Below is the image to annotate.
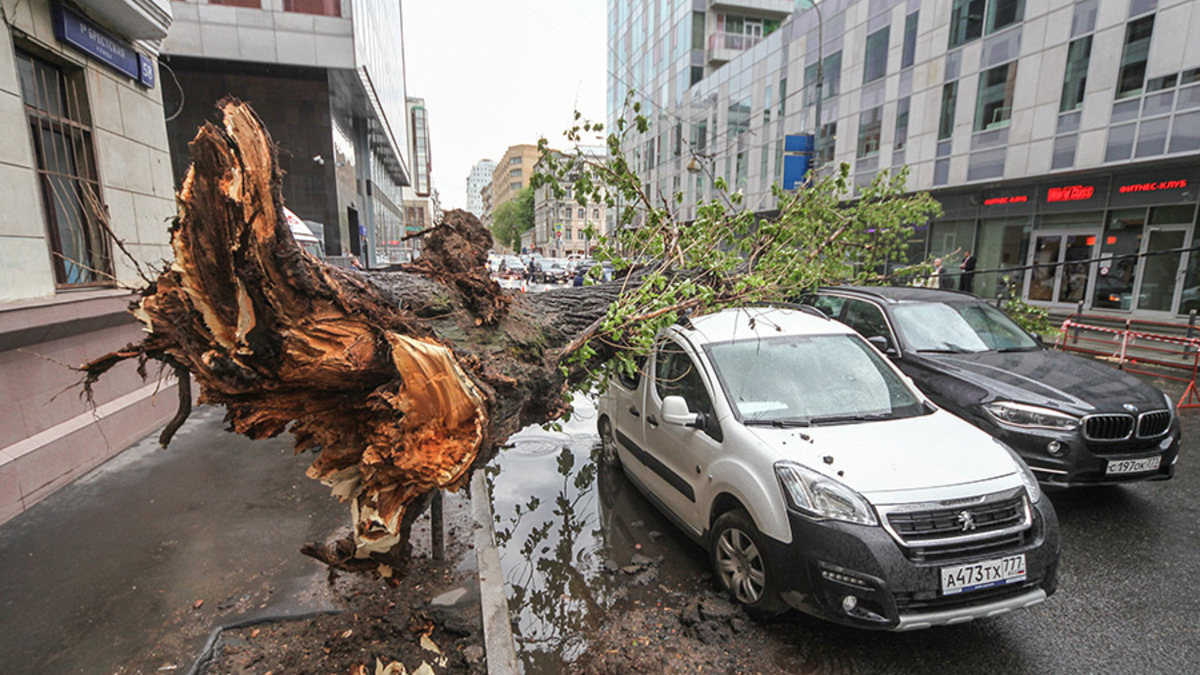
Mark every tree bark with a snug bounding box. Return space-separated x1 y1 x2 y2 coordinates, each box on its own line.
82 101 624 572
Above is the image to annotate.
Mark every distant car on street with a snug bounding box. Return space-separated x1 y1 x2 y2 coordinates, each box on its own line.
800 287 1180 486
497 256 525 280
597 306 1058 629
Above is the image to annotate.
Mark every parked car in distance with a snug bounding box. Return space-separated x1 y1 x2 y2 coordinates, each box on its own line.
535 258 570 284
597 306 1059 629
497 256 526 279
800 287 1180 486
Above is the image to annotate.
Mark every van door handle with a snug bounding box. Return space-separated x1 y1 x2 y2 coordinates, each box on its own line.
647 415 659 427
628 406 640 417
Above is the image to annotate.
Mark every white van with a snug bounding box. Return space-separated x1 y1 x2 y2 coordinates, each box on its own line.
283 207 325 258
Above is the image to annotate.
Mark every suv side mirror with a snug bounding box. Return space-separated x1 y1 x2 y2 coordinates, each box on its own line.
868 335 897 356
1032 333 1046 347
661 395 704 428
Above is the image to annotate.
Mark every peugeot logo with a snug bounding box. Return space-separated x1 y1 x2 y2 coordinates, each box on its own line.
1124 403 1139 413
957 511 977 532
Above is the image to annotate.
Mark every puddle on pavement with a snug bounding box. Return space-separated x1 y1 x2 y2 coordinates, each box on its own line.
488 395 707 673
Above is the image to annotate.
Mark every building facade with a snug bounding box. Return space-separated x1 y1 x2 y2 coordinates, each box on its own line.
531 148 611 258
489 143 540 213
399 95 433 261
162 0 412 267
466 158 496 218
609 0 1200 318
1 0 180 524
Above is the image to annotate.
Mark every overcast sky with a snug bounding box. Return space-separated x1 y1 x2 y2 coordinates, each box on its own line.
403 1 608 210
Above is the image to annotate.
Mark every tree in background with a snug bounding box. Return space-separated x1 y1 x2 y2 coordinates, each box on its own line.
491 186 535 251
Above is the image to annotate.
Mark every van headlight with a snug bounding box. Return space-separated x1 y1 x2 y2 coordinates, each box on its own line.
996 440 1041 503
984 401 1078 431
775 462 878 526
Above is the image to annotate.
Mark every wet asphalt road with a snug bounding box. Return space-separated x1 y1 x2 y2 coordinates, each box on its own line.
492 378 1200 674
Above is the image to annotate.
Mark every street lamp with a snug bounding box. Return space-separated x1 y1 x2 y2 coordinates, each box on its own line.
799 1 825 172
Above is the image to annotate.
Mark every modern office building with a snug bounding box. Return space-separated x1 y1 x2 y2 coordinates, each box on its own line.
466 159 497 218
162 0 412 267
1 0 180 524
609 0 1200 317
531 148 611 258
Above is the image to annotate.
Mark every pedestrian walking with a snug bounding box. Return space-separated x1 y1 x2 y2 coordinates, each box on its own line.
959 251 977 293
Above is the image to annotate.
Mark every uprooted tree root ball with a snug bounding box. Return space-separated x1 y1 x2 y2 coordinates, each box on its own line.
82 99 626 574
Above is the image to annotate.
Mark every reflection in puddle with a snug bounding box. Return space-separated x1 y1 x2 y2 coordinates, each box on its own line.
489 396 705 673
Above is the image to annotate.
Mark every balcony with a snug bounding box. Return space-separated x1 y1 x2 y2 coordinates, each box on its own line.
708 31 764 65
85 0 173 39
708 0 794 19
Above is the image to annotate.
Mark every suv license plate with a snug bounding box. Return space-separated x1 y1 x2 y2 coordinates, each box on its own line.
941 554 1026 595
1106 456 1161 475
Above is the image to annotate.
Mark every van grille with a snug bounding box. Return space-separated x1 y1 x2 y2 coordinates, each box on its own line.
883 489 1031 563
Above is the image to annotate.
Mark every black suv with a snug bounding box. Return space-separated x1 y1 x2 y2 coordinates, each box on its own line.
801 287 1180 486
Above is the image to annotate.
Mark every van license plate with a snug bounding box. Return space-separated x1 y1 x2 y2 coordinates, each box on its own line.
941 554 1026 595
1106 456 1161 475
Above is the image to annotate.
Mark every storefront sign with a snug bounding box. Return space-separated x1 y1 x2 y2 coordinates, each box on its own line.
51 1 154 89
984 195 1029 206
1046 185 1096 203
1117 179 1187 194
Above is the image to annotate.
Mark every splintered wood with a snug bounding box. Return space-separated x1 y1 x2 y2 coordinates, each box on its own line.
84 101 489 566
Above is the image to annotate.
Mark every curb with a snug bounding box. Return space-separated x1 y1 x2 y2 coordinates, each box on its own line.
471 470 520 674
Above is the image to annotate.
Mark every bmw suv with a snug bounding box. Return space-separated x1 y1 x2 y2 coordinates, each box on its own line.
800 287 1180 486
596 306 1059 629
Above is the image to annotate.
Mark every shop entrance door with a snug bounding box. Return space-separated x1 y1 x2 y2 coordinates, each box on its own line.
1132 226 1189 314
1025 231 1098 305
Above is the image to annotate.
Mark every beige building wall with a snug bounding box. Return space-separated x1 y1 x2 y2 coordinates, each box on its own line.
490 143 540 211
1 0 179 525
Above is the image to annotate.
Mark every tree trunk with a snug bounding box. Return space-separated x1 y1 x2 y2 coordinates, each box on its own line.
82 101 625 573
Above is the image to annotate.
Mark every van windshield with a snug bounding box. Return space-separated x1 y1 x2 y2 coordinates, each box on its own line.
706 335 925 425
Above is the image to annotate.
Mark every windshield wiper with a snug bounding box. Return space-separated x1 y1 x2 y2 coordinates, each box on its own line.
916 341 971 353
808 412 896 426
744 418 811 428
994 346 1038 353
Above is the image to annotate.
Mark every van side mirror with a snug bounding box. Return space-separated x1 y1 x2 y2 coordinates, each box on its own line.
868 335 896 356
661 395 704 428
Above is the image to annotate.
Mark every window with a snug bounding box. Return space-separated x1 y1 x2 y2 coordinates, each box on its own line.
949 0 985 48
857 106 883 158
212 0 261 6
804 51 841 104
510 156 522 165
592 208 599 219
654 341 719 440
863 27 889 84
1117 16 1155 99
939 82 959 140
578 208 585 219
894 97 911 150
509 168 521 178
975 62 1017 131
817 122 837 165
764 84 773 123
16 50 109 286
901 12 919 69
779 77 787 117
1060 36 1091 112
728 96 751 137
841 299 892 343
735 150 748 187
986 0 1024 34
510 181 522 190
283 0 340 17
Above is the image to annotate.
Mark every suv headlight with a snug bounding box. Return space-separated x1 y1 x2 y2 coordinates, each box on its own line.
984 401 1078 431
775 462 878 526
996 440 1041 503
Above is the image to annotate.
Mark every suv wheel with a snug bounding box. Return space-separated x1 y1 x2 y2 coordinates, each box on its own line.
597 416 621 468
711 510 787 619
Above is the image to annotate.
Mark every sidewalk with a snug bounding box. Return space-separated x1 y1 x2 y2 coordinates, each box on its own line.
0 405 345 674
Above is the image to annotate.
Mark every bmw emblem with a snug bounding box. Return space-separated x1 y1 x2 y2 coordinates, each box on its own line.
1123 403 1139 413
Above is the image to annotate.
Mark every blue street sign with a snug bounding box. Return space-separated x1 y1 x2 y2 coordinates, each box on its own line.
51 1 154 88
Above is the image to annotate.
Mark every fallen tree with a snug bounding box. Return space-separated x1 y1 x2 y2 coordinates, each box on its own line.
82 100 940 574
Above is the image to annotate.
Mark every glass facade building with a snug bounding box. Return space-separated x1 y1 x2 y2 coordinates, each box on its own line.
608 0 1200 318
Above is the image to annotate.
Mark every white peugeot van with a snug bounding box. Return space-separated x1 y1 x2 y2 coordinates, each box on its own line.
596 306 1059 630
